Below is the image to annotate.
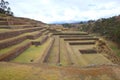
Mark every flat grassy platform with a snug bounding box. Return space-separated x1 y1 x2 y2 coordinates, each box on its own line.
69 40 113 66
11 39 51 63
81 54 113 66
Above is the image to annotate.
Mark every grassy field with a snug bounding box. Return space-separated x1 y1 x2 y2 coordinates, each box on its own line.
11 39 51 63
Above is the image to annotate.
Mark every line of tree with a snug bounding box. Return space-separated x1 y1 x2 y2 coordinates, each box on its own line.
0 0 13 16
80 15 120 44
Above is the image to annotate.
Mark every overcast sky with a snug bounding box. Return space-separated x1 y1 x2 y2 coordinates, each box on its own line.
7 0 120 24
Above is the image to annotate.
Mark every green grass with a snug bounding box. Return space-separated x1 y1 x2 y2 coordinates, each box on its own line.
11 39 51 63
42 30 49 35
0 29 43 43
26 30 42 36
110 45 120 57
0 40 30 55
46 37 59 64
60 38 71 66
82 54 113 65
0 27 42 33
0 33 25 43
31 35 45 42
0 13 7 17
107 40 120 57
0 29 11 32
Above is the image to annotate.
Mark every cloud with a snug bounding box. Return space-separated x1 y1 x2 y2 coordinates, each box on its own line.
7 0 120 23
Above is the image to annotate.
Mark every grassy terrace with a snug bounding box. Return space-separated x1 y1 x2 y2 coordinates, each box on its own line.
0 33 25 44
31 35 47 42
81 54 113 65
0 29 45 43
46 36 59 64
0 40 30 55
11 38 51 63
42 30 49 35
0 30 43 49
0 29 49 62
26 30 42 36
60 38 71 66
0 28 23 33
0 29 11 32
31 36 43 41
0 27 44 33
71 43 113 66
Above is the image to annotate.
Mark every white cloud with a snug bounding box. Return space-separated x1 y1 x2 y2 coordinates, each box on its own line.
7 0 120 23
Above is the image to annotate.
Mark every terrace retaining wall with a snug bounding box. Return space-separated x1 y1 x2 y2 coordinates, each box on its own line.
69 42 95 45
97 40 120 65
0 36 26 49
0 27 43 40
64 38 99 41
40 38 55 63
26 32 42 39
60 35 92 38
0 42 31 61
32 36 48 46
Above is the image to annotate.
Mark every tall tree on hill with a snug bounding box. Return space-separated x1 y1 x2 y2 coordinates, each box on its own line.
0 0 13 16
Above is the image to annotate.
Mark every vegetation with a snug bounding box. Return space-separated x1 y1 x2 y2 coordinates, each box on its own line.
80 15 120 44
11 39 51 63
74 15 120 57
0 40 30 55
0 0 13 16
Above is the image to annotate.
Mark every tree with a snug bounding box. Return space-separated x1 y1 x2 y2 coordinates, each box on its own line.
0 0 13 16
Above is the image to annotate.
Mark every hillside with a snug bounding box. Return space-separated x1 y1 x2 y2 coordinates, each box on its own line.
73 15 120 44
62 15 120 57
0 15 120 80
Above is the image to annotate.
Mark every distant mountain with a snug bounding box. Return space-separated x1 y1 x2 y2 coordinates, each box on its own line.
49 20 88 24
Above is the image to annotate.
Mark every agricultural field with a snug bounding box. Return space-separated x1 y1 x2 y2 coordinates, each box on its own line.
0 16 120 80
